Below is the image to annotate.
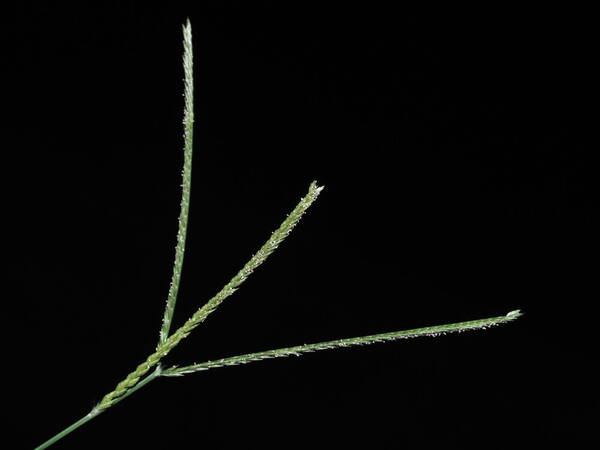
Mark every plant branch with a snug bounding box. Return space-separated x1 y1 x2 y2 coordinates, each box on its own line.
158 18 194 346
161 310 523 376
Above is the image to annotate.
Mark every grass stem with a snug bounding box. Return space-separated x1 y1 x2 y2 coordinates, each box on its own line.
34 368 161 450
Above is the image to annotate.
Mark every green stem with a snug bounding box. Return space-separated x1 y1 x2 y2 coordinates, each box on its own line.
34 413 96 450
34 369 161 450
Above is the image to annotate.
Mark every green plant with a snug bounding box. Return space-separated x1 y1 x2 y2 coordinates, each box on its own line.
34 19 522 450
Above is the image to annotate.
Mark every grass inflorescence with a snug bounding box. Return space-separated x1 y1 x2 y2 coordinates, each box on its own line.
34 19 521 450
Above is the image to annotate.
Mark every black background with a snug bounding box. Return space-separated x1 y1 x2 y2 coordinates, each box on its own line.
5 2 597 449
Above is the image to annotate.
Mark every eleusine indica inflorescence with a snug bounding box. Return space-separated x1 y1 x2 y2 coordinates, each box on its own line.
34 19 521 450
